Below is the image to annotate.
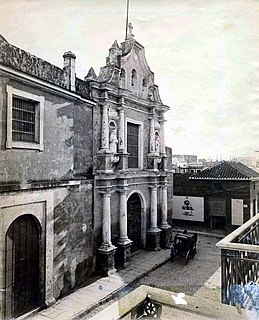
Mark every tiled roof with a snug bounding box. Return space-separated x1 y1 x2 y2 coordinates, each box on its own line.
190 161 259 180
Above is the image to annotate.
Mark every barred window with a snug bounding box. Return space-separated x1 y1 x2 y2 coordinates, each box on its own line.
127 122 139 168
12 98 37 143
6 86 44 150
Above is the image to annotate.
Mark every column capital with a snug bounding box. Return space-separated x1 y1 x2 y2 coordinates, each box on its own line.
99 189 112 197
149 185 158 191
118 188 128 195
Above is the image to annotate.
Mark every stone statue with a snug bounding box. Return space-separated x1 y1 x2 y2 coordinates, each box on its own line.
109 128 118 154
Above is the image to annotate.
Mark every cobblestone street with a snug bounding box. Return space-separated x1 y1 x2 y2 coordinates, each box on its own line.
135 235 222 303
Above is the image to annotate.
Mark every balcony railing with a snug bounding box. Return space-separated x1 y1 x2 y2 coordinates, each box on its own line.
216 214 259 311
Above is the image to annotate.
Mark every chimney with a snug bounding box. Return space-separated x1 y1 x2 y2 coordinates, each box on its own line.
63 51 76 92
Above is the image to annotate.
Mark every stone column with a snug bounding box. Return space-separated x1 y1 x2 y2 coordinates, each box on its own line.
159 185 172 248
118 107 125 152
146 186 161 251
101 105 109 151
150 187 159 229
102 192 112 245
160 186 169 227
149 117 155 154
97 191 116 276
118 190 129 243
116 105 129 171
97 104 114 172
116 190 132 267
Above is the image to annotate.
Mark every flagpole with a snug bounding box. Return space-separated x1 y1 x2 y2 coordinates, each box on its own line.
125 0 130 39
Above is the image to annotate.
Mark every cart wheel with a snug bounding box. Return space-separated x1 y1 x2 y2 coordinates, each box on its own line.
185 250 191 265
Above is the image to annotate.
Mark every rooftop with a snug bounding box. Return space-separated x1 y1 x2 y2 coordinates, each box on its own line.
190 161 259 181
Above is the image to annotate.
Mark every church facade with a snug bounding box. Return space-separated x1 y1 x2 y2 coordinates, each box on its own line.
0 26 172 319
88 26 173 273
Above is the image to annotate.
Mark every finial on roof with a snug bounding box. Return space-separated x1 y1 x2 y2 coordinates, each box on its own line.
111 40 119 49
84 67 97 80
126 22 134 39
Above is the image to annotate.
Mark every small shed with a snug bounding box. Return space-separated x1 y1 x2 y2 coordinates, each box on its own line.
173 161 259 231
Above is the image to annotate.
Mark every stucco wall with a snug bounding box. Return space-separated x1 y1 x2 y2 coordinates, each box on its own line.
53 182 94 298
0 75 93 186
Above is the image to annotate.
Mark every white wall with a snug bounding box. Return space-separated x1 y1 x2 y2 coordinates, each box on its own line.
231 199 244 226
173 196 204 222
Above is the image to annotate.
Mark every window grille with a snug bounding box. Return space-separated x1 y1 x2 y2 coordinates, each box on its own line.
127 122 139 168
12 98 36 143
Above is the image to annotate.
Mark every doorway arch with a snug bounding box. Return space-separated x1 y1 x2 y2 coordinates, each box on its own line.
127 190 146 251
4 214 41 319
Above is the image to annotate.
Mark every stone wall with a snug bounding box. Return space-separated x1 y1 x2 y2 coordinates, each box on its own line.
0 38 69 89
53 182 94 298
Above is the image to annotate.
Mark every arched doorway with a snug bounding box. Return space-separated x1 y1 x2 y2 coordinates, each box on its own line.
4 215 41 319
127 193 142 251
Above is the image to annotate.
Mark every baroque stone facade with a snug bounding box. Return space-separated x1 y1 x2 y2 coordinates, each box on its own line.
88 27 173 273
0 26 172 319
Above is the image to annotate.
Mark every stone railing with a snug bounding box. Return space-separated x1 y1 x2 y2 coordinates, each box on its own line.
216 214 259 310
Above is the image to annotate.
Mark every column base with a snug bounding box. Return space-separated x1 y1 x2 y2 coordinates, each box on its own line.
115 239 132 268
96 151 114 173
97 244 117 276
146 228 161 251
159 225 172 249
147 153 161 171
116 153 129 171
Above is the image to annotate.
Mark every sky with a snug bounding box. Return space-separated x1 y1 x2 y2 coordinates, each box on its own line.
1 0 259 160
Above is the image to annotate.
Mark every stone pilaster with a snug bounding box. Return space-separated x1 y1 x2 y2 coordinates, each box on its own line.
97 104 113 173
100 104 110 151
146 186 161 250
97 191 116 276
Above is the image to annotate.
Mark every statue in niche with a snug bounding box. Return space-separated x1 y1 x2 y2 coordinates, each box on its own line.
109 128 118 154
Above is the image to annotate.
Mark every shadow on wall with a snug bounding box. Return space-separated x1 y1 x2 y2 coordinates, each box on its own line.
53 186 94 299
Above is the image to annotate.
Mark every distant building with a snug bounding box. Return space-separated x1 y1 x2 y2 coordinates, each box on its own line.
173 161 259 231
172 154 204 174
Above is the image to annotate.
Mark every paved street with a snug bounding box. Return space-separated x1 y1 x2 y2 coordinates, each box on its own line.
135 235 221 303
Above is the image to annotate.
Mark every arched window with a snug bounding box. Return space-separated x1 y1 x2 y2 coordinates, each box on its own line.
131 69 137 86
142 77 147 90
120 68 126 88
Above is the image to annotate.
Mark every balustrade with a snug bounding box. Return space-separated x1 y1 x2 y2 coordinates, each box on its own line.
216 215 259 308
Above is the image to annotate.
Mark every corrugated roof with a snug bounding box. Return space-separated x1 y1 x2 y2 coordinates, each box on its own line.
190 161 259 180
